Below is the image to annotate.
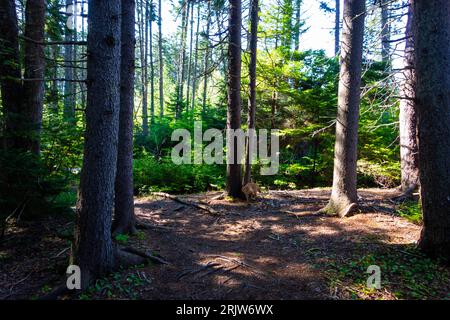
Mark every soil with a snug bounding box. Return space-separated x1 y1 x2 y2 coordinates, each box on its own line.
1 188 449 300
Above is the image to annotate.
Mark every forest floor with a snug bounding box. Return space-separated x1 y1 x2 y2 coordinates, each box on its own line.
1 188 450 300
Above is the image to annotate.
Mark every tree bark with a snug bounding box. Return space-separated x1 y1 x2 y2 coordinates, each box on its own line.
320 0 365 217
149 0 155 124
202 0 211 115
191 3 201 112
186 2 194 112
64 0 76 121
244 0 259 186
158 0 164 117
0 0 23 151
379 0 390 64
176 0 189 118
22 0 46 154
226 0 243 199
138 0 148 136
335 0 340 56
399 0 419 192
414 0 450 260
294 0 302 51
73 0 121 289
114 0 136 235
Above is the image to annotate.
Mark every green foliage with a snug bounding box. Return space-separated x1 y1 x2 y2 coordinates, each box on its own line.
0 150 67 221
115 233 130 245
81 266 152 300
134 155 225 195
324 247 449 299
396 200 422 225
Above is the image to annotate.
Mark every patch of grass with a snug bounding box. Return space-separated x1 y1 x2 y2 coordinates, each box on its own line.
52 190 77 209
396 200 422 225
81 265 152 300
323 246 450 299
134 230 146 241
114 233 129 245
41 284 52 294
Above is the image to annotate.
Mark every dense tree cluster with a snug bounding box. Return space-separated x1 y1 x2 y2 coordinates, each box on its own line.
0 0 449 291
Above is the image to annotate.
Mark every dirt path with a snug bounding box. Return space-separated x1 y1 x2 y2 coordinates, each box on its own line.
3 188 449 300
129 188 422 300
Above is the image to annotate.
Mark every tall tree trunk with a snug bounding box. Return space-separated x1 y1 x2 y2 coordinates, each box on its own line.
176 0 189 118
80 0 87 112
399 1 419 192
64 0 75 121
138 0 148 136
414 0 450 260
22 0 46 154
294 0 302 51
73 0 122 289
114 0 136 235
149 0 155 124
158 0 164 117
226 0 243 199
144 0 150 130
244 0 259 186
0 0 23 150
50 45 59 114
379 0 390 64
334 0 340 56
191 3 200 112
186 2 194 112
201 0 211 116
320 0 365 218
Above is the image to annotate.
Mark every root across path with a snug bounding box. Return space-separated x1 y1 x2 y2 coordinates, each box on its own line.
1 188 449 300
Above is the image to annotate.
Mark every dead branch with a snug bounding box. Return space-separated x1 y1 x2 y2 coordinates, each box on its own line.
177 262 221 281
136 220 173 231
120 246 170 265
150 192 220 216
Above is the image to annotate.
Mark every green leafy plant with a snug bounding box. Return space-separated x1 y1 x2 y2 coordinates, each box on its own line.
115 233 129 245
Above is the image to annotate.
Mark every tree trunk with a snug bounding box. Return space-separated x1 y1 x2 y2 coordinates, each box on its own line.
73 0 121 289
22 0 46 154
114 0 136 235
176 0 189 118
158 0 164 117
320 0 365 217
138 0 148 136
0 0 23 151
414 0 450 260
64 0 75 122
334 0 340 56
226 0 243 199
186 2 194 112
294 0 302 51
191 3 200 112
379 0 390 64
149 0 155 124
399 1 419 192
244 0 259 186
202 0 211 116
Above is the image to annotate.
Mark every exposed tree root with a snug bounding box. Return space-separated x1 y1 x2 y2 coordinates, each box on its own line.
136 220 172 231
177 262 221 280
316 201 358 218
40 245 169 300
151 192 221 216
119 246 170 265
391 184 418 202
